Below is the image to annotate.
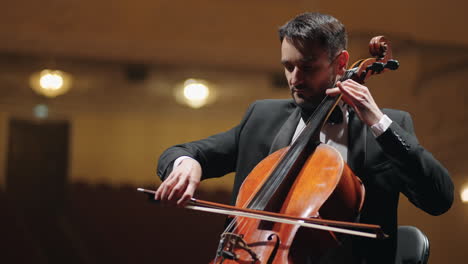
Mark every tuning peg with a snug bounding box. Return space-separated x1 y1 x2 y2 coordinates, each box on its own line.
366 62 385 73
373 62 385 72
385 60 399 70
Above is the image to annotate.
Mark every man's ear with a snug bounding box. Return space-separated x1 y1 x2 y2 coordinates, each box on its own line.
336 50 349 75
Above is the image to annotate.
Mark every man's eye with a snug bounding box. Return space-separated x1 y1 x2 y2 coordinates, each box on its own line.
284 65 294 72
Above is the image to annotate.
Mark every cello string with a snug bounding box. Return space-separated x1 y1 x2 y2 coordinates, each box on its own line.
218 146 295 256
230 96 339 248
250 94 335 210
251 69 355 210
211 65 362 263
203 69 359 258
226 68 368 255
230 87 340 238
284 54 354 153
226 146 292 237
232 73 352 241
251 73 349 210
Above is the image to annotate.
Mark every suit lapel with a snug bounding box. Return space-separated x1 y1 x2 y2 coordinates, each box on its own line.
347 109 367 177
269 106 301 154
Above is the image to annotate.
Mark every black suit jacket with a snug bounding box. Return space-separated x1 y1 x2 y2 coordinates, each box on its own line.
157 99 453 263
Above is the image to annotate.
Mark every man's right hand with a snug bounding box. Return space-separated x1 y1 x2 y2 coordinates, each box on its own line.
154 158 202 206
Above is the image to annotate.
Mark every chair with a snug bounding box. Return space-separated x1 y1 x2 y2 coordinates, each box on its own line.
395 225 430 264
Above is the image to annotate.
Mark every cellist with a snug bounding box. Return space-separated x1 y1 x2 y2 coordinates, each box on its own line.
155 12 454 263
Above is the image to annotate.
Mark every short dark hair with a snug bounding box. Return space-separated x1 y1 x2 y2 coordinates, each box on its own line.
278 12 347 60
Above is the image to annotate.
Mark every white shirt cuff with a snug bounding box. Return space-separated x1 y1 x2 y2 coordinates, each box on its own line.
173 156 194 170
370 114 392 137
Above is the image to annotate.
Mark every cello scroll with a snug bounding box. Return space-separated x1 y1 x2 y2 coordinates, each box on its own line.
348 36 399 84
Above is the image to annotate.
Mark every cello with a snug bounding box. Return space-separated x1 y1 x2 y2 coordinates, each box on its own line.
139 35 399 263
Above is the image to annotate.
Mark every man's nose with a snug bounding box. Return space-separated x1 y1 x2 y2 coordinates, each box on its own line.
290 67 304 87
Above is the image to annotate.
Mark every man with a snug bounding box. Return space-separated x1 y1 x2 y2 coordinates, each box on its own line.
155 12 453 263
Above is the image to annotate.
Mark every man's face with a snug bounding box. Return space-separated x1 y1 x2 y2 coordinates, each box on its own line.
281 38 338 112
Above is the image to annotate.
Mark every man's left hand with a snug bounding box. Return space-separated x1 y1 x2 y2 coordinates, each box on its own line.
326 79 383 126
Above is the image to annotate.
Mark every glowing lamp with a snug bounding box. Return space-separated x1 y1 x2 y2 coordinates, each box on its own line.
30 69 72 98
175 78 217 108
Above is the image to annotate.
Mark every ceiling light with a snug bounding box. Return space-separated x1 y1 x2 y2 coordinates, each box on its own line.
461 185 468 203
30 69 72 98
174 78 217 108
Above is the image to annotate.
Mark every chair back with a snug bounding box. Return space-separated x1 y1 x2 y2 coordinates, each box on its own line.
395 225 430 264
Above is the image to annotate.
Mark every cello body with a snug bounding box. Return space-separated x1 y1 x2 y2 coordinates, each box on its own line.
213 144 365 263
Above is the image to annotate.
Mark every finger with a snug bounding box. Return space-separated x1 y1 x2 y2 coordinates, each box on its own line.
155 180 171 201
336 81 351 95
326 87 341 96
177 180 198 206
339 79 365 95
168 176 189 203
342 81 368 102
159 173 178 201
342 79 359 86
154 185 162 200
336 81 364 106
177 193 192 207
327 81 345 95
340 79 362 90
154 176 173 199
